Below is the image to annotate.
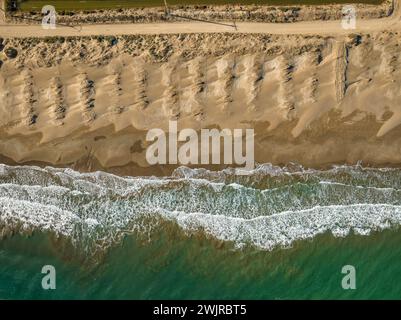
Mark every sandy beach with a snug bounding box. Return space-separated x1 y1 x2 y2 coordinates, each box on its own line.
1 1 401 175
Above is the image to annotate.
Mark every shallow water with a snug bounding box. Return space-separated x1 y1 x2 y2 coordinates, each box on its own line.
0 163 400 299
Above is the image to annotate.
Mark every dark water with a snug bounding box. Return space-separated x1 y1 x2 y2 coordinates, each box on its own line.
0 163 400 299
1 227 400 299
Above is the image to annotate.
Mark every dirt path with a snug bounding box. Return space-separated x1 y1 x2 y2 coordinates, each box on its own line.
0 19 396 38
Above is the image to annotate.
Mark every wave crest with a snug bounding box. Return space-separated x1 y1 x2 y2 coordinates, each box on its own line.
1 163 401 254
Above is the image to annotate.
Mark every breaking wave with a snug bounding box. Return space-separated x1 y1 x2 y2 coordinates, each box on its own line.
1 163 401 255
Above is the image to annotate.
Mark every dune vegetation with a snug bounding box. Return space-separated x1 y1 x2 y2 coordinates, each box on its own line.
17 0 384 12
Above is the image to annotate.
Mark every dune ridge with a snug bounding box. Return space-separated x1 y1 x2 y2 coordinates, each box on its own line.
8 1 393 25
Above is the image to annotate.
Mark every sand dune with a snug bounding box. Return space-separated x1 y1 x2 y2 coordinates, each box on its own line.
1 31 401 174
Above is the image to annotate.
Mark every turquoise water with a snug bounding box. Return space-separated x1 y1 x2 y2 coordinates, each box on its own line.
0 163 401 299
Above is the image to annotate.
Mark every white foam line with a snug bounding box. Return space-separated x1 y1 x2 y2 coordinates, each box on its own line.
0 196 80 237
161 203 401 250
319 180 400 192
0 163 401 254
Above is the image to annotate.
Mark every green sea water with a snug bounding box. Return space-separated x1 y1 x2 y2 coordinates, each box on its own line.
0 163 401 299
1 226 400 299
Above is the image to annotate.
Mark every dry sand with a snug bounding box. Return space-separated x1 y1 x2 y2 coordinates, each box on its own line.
1 2 401 175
